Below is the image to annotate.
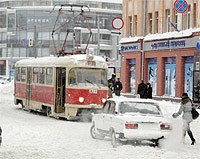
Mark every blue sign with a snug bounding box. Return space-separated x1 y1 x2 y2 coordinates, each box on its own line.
20 39 28 47
196 41 200 50
121 45 139 52
174 0 188 13
151 40 185 49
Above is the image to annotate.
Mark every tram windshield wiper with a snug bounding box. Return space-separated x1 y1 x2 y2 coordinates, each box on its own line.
85 79 100 88
85 79 95 86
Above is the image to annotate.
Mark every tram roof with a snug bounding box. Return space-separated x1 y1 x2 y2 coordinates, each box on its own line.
15 54 107 68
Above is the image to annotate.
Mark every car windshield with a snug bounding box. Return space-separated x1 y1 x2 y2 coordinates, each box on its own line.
119 101 161 115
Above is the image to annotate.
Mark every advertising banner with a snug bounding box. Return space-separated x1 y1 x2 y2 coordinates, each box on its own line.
184 57 194 98
148 62 157 95
165 60 176 96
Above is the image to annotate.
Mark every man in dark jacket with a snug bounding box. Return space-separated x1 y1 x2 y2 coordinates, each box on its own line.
137 80 147 98
114 78 123 96
108 74 116 91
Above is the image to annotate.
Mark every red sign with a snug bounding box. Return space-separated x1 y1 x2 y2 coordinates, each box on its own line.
112 17 124 30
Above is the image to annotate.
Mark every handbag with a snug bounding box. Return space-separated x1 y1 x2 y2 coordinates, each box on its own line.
191 107 199 120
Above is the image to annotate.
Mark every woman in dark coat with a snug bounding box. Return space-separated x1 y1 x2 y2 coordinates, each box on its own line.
146 82 152 99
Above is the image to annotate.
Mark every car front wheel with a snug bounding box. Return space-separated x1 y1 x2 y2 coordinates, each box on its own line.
90 124 97 139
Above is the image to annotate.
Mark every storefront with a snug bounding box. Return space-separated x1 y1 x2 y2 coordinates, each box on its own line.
120 31 200 98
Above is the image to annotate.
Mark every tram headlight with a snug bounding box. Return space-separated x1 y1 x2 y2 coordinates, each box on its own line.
102 98 106 103
79 97 84 103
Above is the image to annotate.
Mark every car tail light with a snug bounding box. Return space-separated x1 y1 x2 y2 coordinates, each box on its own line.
125 123 138 129
160 123 171 130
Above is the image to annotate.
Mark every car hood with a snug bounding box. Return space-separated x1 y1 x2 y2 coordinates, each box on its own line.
116 114 169 123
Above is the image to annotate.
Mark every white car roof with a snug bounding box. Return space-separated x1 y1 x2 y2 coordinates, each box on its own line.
106 96 159 105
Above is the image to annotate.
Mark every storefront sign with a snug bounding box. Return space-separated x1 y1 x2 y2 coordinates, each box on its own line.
151 40 185 49
145 37 198 51
120 44 140 52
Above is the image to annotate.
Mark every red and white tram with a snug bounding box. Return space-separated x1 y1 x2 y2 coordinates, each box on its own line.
14 54 108 120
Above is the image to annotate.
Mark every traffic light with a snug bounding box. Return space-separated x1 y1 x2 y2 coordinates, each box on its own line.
29 38 33 47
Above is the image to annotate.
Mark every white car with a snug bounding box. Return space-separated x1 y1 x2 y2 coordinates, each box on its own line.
90 97 171 147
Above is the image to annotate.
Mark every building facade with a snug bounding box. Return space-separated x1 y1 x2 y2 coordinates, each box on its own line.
121 0 200 100
0 0 122 77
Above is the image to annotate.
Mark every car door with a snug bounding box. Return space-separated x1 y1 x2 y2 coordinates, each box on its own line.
103 101 116 132
95 101 110 131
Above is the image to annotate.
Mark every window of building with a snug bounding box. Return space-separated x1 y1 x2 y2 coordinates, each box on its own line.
148 13 152 34
155 12 158 33
187 5 191 29
0 11 6 28
133 15 137 36
174 12 178 29
193 3 197 27
166 9 170 32
128 16 132 36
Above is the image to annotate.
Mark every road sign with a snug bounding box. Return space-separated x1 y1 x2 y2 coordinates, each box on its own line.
20 39 28 47
174 0 188 13
112 17 124 30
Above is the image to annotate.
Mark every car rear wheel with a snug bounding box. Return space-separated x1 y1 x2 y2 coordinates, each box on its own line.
111 129 118 148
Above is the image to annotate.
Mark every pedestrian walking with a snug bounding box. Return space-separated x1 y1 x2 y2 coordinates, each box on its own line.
146 82 152 99
114 78 123 96
172 93 196 145
137 80 147 98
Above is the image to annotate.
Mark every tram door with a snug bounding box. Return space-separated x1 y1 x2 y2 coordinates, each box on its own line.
55 67 66 113
26 67 31 106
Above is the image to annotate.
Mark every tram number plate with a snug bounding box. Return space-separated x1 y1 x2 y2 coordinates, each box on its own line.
89 89 97 94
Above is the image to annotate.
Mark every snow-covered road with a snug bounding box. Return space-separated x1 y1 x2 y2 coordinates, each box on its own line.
1 82 200 159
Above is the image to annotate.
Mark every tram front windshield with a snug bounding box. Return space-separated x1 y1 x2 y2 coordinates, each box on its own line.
69 68 107 87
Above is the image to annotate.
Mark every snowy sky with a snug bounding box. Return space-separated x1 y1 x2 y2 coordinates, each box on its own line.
1 82 200 159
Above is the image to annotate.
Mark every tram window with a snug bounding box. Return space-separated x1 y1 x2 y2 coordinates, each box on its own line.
39 67 45 84
69 69 76 85
33 67 39 83
21 67 26 82
16 68 21 81
46 67 53 85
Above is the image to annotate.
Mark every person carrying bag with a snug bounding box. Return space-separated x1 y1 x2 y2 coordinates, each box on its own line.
172 93 196 145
